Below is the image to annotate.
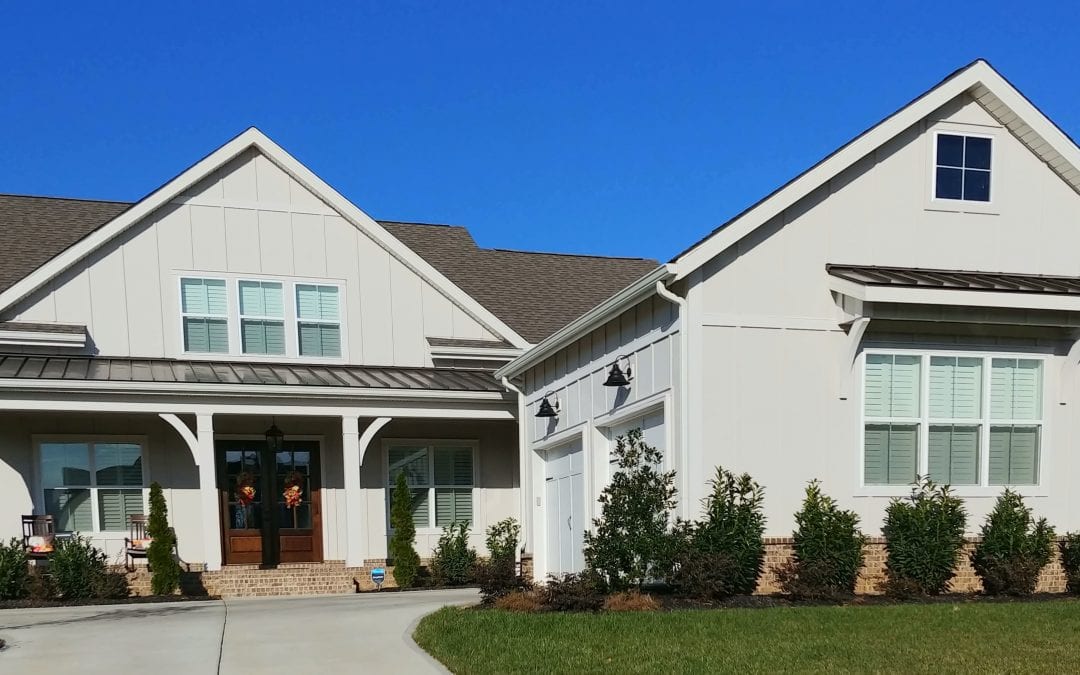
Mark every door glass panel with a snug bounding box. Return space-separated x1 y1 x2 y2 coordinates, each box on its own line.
225 448 262 530
277 446 312 529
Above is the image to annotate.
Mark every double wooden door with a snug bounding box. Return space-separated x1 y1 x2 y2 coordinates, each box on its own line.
217 439 323 566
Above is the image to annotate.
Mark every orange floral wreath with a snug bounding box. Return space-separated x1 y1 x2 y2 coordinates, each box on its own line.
283 470 304 508
236 471 256 506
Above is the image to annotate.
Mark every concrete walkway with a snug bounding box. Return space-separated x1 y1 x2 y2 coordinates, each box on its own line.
0 588 477 674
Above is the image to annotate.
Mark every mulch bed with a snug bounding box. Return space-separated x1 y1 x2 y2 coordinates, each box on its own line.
0 595 218 610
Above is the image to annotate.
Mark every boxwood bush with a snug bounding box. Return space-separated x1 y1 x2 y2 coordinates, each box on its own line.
776 480 866 600
881 478 966 596
971 489 1054 596
50 534 128 600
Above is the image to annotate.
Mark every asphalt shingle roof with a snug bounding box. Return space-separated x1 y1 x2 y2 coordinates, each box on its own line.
0 196 657 343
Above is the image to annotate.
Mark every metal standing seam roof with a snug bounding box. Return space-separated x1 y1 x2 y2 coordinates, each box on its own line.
827 264 1080 295
0 356 505 391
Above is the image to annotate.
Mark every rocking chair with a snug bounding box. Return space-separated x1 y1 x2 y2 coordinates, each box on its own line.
21 514 56 559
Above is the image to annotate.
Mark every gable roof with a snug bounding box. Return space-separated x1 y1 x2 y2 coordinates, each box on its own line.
0 197 655 345
0 129 537 347
672 59 1080 277
381 222 657 343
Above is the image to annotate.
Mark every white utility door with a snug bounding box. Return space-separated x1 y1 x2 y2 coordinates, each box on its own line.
544 439 586 576
608 410 666 477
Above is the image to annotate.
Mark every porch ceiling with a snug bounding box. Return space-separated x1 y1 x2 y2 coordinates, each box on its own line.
0 355 502 392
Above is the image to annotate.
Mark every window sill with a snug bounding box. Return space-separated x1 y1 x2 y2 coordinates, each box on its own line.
924 200 999 216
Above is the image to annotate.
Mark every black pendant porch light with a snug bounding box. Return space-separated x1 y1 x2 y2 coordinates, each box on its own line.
603 355 633 387
265 417 285 453
536 392 560 418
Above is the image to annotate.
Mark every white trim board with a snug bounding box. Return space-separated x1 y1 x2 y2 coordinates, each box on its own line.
0 128 530 350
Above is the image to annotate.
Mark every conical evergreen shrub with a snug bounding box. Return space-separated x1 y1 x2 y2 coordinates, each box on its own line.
389 471 421 588
147 481 182 595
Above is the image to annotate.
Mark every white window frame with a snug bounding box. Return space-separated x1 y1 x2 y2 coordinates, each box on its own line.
928 127 999 213
174 272 348 363
237 279 287 356
32 435 150 533
858 348 1048 498
294 283 343 359
178 276 230 355
383 439 479 534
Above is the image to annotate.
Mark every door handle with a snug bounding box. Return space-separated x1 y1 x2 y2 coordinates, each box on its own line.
567 516 572 530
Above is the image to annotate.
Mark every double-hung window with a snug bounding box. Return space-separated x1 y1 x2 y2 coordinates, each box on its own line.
181 278 229 353
179 276 345 360
296 284 341 358
863 352 1042 488
39 440 145 532
934 133 992 202
387 443 475 529
239 280 285 355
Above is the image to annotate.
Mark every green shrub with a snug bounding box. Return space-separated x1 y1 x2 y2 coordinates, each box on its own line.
475 518 524 604
673 467 765 598
93 571 131 600
388 471 421 588
584 428 677 591
972 490 1054 596
0 538 30 600
1060 533 1080 594
881 478 966 597
49 534 112 599
430 522 477 586
147 482 181 596
776 480 866 600
486 517 520 566
541 571 605 612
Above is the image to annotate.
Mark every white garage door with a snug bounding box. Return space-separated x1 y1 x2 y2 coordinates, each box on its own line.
608 410 665 473
544 439 586 576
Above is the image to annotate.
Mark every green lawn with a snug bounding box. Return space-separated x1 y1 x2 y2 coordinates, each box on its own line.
414 600 1080 673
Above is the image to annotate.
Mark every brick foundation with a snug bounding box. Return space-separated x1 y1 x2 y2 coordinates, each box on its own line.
756 537 1068 595
119 560 402 598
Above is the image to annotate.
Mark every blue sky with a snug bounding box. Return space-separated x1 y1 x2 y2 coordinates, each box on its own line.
2 2 1076 262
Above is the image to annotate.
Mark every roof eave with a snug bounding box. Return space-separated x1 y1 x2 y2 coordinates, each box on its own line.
495 264 676 381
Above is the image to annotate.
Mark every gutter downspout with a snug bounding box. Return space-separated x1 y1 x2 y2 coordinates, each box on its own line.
501 376 531 564
654 280 690 521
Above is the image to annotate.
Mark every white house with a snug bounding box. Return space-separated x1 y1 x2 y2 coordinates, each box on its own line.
5 59 1079 593
495 59 1080 582
0 130 654 590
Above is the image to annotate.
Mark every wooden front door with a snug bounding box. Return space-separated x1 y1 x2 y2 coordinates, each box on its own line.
218 439 323 566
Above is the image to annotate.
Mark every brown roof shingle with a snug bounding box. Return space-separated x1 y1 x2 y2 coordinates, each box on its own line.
0 194 130 294
0 196 657 343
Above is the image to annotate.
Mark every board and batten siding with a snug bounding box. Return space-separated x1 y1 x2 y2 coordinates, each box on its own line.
521 293 680 579
688 92 1080 536
7 148 498 366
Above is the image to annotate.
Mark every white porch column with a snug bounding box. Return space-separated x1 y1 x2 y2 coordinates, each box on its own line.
196 413 221 571
342 414 362 568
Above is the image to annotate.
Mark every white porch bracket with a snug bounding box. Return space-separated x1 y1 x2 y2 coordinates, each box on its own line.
345 415 392 568
157 412 221 571
838 316 870 400
1059 335 1080 404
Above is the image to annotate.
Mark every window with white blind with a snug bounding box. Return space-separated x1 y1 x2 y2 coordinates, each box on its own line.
238 280 285 355
38 439 145 532
296 284 341 358
178 276 345 360
386 442 475 529
181 277 229 353
863 352 1043 488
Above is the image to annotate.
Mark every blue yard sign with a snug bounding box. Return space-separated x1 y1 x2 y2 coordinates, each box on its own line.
371 567 386 589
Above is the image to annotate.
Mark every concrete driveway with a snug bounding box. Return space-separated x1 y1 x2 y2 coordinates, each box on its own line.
0 588 477 674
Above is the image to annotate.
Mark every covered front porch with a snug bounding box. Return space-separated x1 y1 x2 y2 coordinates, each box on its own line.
0 357 520 579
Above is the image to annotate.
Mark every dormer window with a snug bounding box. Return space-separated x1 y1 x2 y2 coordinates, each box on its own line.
934 133 992 202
